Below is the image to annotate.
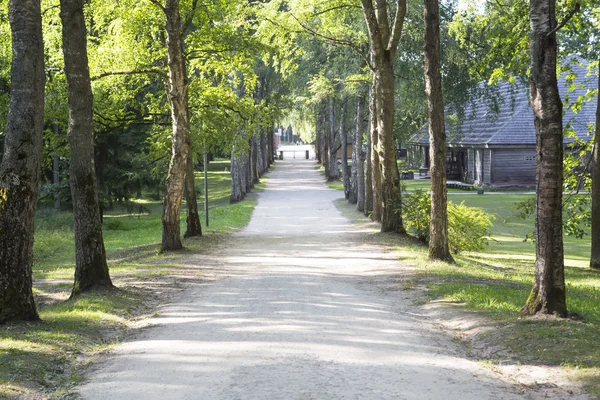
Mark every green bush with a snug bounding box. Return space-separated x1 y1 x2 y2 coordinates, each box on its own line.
447 201 495 253
401 190 495 253
402 190 430 242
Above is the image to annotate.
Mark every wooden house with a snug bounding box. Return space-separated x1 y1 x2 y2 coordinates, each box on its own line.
410 63 597 187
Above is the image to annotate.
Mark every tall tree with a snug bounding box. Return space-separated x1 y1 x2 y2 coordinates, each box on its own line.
360 0 406 232
591 68 600 270
424 0 453 262
522 0 567 317
0 0 45 323
60 0 113 294
151 0 192 251
339 100 350 198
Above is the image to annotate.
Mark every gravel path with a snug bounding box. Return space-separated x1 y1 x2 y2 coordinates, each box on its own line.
77 158 526 399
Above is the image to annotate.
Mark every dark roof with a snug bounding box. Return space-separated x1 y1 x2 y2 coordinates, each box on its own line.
411 62 598 147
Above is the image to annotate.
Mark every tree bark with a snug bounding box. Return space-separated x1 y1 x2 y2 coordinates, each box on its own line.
339 101 350 199
370 79 382 222
360 0 406 232
328 98 340 181
184 150 202 238
355 95 366 212
230 148 244 203
160 0 191 251
60 0 112 294
350 95 363 205
0 0 44 323
365 88 374 217
424 0 453 262
522 0 566 317
591 70 600 270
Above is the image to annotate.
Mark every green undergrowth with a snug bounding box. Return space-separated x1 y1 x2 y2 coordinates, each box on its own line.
1 161 267 398
332 188 600 396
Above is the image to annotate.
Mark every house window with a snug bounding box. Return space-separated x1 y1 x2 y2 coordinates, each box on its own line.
524 154 536 162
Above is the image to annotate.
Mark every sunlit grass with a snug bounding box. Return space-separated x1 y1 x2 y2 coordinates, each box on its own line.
3 161 266 398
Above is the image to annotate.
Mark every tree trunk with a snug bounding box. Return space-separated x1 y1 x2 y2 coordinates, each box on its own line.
0 0 44 323
591 70 600 270
184 150 201 238
230 148 244 203
315 108 322 163
252 137 259 184
328 98 340 181
53 153 61 211
349 96 361 204
376 64 402 232
355 96 366 211
365 89 374 217
161 0 191 252
370 79 382 222
340 101 350 199
522 0 566 317
60 0 112 295
360 0 406 232
424 0 452 262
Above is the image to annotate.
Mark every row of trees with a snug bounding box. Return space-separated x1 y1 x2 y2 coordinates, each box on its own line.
0 0 597 323
0 0 285 323
271 0 598 318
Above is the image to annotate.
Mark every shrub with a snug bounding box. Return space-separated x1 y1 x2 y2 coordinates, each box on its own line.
402 190 430 243
447 201 495 253
401 191 495 254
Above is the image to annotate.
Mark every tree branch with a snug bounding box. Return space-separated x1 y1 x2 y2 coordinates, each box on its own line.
91 69 168 81
360 0 384 55
547 2 580 37
289 13 360 49
387 0 406 52
182 0 199 37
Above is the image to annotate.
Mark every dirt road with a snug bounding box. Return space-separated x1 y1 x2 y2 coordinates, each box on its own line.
77 159 525 399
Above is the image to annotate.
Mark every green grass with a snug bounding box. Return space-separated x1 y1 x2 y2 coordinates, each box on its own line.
2 161 266 398
333 180 600 395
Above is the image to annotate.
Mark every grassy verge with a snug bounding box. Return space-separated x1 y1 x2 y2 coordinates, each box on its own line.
1 161 268 399
331 181 600 396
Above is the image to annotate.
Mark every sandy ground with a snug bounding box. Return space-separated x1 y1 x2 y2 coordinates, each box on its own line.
76 158 528 400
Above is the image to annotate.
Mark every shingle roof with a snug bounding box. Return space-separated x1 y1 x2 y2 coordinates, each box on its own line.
411 61 598 147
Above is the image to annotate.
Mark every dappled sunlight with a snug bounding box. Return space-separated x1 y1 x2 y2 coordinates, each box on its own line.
78 157 525 399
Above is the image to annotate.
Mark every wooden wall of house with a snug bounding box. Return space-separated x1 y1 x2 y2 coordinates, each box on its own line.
467 149 475 183
484 149 492 184
491 149 536 184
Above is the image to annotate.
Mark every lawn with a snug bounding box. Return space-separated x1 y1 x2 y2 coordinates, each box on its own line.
1 161 266 399
332 180 600 395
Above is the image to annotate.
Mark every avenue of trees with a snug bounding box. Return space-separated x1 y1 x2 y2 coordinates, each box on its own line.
0 0 598 322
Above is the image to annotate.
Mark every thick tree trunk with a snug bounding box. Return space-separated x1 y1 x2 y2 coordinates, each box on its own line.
424 0 452 262
355 96 366 211
160 0 191 251
328 98 340 181
591 71 600 270
0 0 44 323
230 149 243 203
376 64 402 232
360 0 406 232
370 79 382 222
60 0 112 294
340 101 350 199
522 0 566 317
184 151 201 238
